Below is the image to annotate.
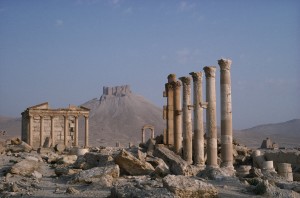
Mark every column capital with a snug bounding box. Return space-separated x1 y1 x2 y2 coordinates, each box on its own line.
167 74 176 83
189 72 203 81
84 115 89 118
203 66 216 78
179 76 191 85
218 59 232 70
171 80 181 89
165 82 173 90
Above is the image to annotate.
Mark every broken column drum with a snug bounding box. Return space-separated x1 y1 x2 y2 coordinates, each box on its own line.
189 72 205 166
218 59 234 168
165 74 176 146
173 80 182 154
179 76 193 164
203 66 218 168
277 163 293 182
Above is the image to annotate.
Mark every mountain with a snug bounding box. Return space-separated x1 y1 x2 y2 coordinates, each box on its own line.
234 119 300 148
80 85 165 146
0 116 21 140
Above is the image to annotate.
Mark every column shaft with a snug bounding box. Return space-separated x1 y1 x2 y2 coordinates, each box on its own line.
204 66 218 168
51 116 55 146
190 72 205 166
85 116 89 148
40 116 44 147
166 74 176 146
29 115 33 146
75 116 79 146
218 59 233 168
142 129 145 143
173 80 182 154
64 116 68 146
179 77 193 164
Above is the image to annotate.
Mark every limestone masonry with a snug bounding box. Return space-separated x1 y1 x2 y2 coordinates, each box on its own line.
21 102 90 148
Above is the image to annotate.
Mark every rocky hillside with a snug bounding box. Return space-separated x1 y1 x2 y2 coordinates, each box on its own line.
80 85 165 147
235 119 300 148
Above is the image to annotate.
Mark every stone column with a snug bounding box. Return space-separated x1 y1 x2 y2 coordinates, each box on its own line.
142 129 145 143
39 116 44 147
74 116 79 147
218 59 234 168
29 115 33 146
64 115 68 146
84 116 89 148
203 66 218 168
190 72 205 166
50 116 55 146
165 74 176 146
179 76 193 164
151 128 155 139
173 80 182 154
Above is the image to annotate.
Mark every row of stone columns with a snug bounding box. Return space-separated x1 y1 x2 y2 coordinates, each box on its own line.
28 115 89 148
163 59 233 169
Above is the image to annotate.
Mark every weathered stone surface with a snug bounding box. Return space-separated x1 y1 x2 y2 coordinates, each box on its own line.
66 186 80 194
57 155 77 164
115 149 154 175
264 149 300 168
54 165 80 176
8 141 32 153
73 165 119 183
111 176 174 198
197 167 235 181
146 157 170 177
163 175 218 198
73 152 114 170
69 147 89 156
37 147 53 155
11 137 22 145
31 170 43 179
0 141 6 154
252 179 298 197
10 159 40 176
153 146 193 175
43 137 52 148
54 143 65 153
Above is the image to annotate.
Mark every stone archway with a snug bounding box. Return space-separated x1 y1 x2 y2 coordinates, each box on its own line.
141 124 155 143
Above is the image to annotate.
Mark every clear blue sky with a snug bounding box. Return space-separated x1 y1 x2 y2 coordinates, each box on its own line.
0 0 299 129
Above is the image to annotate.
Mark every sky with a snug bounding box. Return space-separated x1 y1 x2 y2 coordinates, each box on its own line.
0 0 299 130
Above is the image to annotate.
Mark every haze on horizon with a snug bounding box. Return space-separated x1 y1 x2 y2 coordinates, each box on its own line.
0 0 299 130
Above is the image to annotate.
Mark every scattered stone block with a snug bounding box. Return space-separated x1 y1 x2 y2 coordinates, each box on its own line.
43 137 52 148
73 165 119 183
153 146 193 176
115 149 154 175
57 155 77 164
55 143 65 153
66 186 80 194
163 175 218 197
10 159 40 176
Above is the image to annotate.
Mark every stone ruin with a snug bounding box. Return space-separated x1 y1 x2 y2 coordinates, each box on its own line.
163 59 234 170
21 102 90 148
261 137 279 149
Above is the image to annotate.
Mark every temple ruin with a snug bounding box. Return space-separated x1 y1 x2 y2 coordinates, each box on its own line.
21 102 90 148
163 58 234 169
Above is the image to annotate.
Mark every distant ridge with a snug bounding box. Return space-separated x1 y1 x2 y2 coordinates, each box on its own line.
235 119 300 148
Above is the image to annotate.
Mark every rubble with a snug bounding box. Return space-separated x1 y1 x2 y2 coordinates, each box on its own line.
115 149 155 175
163 175 218 197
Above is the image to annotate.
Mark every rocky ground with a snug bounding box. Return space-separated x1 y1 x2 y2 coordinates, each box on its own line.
0 137 299 198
